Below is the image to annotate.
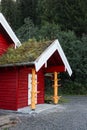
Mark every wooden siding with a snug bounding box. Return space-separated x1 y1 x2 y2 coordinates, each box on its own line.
18 67 45 109
0 34 9 55
0 68 18 110
0 66 45 110
44 66 65 73
17 67 31 108
0 25 14 56
37 69 45 104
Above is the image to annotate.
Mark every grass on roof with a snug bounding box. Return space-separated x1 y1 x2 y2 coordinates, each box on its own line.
0 40 52 65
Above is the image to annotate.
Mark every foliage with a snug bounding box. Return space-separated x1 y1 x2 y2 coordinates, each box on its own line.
17 0 38 25
36 22 60 40
60 81 87 95
59 32 87 85
16 21 60 42
16 17 38 42
1 0 18 30
58 32 87 94
37 0 87 36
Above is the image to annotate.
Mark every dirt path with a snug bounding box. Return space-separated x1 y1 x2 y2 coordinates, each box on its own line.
2 96 87 130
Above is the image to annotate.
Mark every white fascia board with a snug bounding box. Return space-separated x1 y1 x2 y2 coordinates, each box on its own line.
0 13 21 47
35 40 58 72
35 39 72 76
56 39 72 76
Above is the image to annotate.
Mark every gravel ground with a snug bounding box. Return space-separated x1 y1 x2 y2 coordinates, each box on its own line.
7 96 87 130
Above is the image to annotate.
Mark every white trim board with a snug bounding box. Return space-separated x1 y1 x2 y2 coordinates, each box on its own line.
35 39 72 76
0 13 21 47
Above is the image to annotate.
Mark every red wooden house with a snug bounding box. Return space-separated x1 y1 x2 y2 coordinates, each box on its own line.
0 13 72 111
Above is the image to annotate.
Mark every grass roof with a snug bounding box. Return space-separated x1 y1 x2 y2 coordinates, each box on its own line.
0 40 52 65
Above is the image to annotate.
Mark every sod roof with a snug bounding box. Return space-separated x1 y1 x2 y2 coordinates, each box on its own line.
0 40 52 65
0 39 72 76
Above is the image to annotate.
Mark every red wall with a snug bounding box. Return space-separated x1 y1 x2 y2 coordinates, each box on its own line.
0 66 45 110
0 68 18 110
17 67 30 109
37 69 45 104
17 67 45 109
0 25 14 56
0 34 10 55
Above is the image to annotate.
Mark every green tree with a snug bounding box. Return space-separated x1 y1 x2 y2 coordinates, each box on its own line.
57 0 87 36
57 31 87 94
16 17 38 42
58 31 87 84
1 0 17 30
37 0 87 36
18 0 38 25
15 0 23 29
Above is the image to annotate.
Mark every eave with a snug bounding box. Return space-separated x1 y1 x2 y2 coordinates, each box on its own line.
0 61 35 68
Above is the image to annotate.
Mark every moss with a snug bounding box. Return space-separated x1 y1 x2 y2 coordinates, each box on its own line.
0 40 52 65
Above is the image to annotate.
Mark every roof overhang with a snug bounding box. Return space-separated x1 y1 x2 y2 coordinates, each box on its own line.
34 39 72 76
0 62 35 68
0 13 21 47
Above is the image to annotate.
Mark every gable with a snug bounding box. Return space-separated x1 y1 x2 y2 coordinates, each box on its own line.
0 13 21 48
35 40 72 76
46 50 64 66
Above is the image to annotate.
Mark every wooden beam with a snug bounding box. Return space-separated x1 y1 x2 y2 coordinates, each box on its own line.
53 72 59 104
31 68 36 110
44 66 65 73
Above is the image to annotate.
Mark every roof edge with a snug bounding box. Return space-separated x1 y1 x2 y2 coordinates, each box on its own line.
0 13 21 47
0 61 35 68
35 39 72 76
35 40 58 72
56 39 72 76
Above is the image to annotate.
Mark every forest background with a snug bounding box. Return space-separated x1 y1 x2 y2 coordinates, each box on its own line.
0 0 87 95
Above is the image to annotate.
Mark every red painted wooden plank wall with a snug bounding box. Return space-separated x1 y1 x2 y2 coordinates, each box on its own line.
0 34 11 55
0 25 14 56
37 69 45 104
0 68 18 110
17 67 30 108
0 66 45 110
17 67 45 109
0 34 10 55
